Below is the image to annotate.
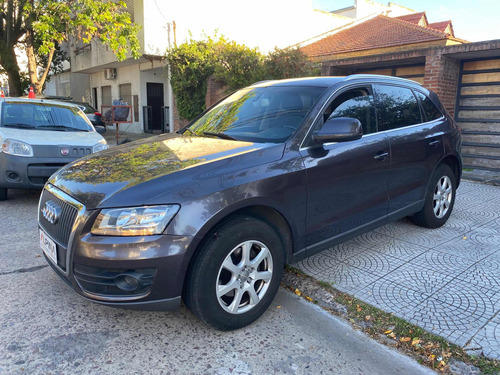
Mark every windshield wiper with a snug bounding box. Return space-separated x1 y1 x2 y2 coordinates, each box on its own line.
38 125 88 132
202 131 238 141
2 123 36 129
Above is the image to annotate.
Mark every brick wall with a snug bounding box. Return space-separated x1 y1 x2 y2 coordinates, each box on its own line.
205 76 229 108
172 93 189 132
423 49 460 117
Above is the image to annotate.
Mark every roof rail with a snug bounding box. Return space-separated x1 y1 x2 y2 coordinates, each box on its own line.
345 74 423 85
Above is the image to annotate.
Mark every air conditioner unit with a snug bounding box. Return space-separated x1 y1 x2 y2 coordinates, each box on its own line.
104 68 117 80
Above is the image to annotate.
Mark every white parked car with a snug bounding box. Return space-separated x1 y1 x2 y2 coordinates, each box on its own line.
0 98 108 200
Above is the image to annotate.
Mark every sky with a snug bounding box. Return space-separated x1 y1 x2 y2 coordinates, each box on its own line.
312 0 500 42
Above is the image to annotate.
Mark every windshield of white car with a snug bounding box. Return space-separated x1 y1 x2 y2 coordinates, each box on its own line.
0 102 94 132
184 85 327 143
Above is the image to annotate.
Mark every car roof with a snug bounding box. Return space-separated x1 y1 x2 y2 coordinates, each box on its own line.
251 74 422 89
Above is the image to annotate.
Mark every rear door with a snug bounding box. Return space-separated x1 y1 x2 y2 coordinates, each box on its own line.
301 85 390 255
373 84 445 216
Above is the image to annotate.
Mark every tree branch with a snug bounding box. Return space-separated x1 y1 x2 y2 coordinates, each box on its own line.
37 47 55 91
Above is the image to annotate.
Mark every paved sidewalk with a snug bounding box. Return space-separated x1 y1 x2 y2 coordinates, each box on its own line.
297 180 500 360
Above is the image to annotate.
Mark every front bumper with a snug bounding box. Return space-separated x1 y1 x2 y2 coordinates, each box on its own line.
0 153 77 189
39 185 194 310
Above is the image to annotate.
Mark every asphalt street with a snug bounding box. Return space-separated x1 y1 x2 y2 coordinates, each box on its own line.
0 188 434 374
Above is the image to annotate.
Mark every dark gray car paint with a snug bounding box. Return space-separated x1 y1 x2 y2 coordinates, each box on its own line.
41 76 462 310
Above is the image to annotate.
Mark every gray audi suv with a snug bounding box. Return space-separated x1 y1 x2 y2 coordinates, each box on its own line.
38 75 461 330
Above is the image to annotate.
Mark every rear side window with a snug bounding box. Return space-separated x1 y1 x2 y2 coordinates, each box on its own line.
414 91 442 122
374 85 422 131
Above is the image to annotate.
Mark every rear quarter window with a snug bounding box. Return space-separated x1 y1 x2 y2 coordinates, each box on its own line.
374 85 422 131
414 91 443 122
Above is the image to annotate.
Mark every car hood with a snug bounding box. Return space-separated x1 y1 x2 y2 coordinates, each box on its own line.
0 127 104 146
49 133 285 209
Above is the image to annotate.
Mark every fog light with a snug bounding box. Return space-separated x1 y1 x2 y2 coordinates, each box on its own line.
6 171 21 182
115 273 141 291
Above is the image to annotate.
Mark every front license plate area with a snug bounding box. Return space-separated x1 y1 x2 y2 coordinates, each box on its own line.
40 229 57 265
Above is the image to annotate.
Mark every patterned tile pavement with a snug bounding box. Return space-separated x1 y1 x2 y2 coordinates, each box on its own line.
297 180 500 360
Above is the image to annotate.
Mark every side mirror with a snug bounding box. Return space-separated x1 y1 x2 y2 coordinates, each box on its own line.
95 125 106 134
312 117 363 143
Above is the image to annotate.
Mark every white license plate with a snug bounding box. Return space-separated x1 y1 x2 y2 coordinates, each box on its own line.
40 229 57 265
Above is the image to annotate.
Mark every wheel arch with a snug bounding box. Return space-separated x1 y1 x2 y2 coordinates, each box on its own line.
181 204 295 293
438 154 462 188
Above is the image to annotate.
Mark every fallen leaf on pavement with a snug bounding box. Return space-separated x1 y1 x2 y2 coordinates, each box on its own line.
276 306 282 309
294 289 301 296
400 337 411 342
384 330 393 334
305 296 313 302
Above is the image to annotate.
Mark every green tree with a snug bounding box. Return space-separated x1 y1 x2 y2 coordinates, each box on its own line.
167 35 217 121
0 0 141 96
264 47 320 79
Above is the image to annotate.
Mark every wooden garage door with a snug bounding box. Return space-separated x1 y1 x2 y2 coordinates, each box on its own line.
355 65 425 84
456 58 500 172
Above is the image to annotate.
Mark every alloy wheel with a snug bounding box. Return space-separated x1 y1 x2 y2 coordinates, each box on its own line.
216 240 273 314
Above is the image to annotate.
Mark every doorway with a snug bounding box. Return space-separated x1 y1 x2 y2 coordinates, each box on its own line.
147 83 164 131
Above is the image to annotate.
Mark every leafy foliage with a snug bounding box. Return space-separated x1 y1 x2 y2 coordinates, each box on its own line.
264 47 321 79
167 35 320 121
0 0 141 95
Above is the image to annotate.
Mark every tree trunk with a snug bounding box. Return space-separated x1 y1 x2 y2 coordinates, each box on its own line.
25 29 39 93
25 29 55 95
0 46 22 96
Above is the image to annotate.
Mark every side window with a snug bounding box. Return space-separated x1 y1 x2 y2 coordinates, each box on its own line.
374 85 422 131
414 91 442 122
324 88 377 135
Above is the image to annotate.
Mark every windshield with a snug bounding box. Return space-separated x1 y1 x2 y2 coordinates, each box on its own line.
0 102 94 132
186 85 327 143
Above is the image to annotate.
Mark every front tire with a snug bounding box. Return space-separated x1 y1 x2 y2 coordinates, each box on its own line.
184 216 284 331
411 164 456 228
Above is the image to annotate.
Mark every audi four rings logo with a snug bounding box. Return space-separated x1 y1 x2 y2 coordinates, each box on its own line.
42 200 61 224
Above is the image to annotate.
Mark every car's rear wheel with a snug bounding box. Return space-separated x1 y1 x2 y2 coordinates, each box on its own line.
411 164 456 228
0 188 7 201
184 216 284 331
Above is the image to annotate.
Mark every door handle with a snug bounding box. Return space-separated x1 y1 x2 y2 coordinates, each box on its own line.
429 140 440 148
374 151 389 161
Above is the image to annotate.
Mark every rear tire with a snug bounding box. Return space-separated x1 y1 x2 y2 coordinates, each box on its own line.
184 216 284 331
411 164 456 228
0 188 7 201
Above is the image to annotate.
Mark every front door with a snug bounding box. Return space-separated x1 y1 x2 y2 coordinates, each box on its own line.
301 86 390 256
147 83 164 131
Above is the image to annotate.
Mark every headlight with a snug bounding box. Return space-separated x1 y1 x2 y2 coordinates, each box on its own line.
91 205 180 236
1 139 33 157
93 140 109 153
